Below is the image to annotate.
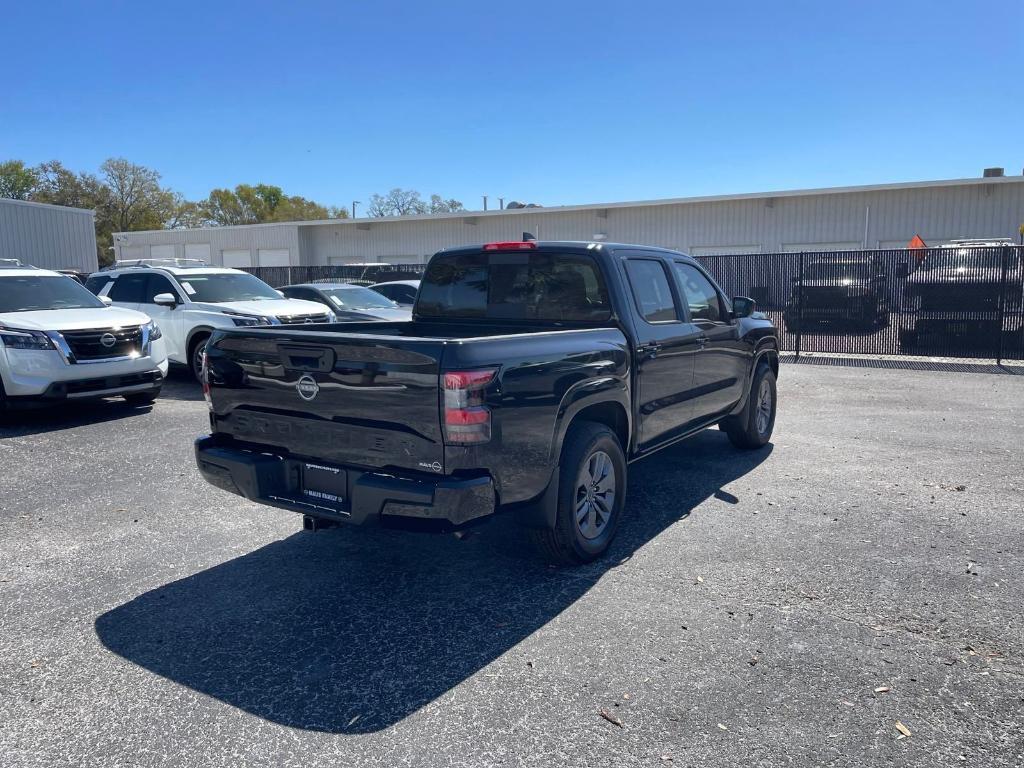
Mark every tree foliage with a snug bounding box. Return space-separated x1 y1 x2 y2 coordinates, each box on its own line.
0 160 39 200
200 183 345 226
1 157 461 266
367 188 465 217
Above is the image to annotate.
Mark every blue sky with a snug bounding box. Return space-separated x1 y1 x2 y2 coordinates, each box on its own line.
3 0 1020 212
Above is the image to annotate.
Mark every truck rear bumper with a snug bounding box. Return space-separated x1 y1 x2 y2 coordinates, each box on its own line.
194 435 496 529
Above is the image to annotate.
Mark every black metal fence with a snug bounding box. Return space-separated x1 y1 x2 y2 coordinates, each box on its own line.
696 246 1024 362
246 246 1024 363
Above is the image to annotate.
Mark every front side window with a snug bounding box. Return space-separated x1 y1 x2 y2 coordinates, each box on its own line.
417 253 610 322
0 275 106 313
176 273 281 303
624 259 678 323
673 263 724 323
143 274 179 304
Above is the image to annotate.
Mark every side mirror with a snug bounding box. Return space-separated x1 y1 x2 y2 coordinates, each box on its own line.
276 290 285 298
732 296 756 318
99 295 113 306
153 292 178 307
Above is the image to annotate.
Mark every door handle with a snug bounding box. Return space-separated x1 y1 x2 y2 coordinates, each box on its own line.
696 336 708 349
639 342 661 359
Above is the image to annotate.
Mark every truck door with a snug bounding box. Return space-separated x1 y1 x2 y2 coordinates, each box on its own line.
671 261 747 422
623 258 702 451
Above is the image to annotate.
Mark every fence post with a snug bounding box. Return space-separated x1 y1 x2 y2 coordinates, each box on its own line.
794 251 804 360
996 246 1009 365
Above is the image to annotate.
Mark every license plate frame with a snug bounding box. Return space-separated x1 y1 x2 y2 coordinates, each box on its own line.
301 462 347 508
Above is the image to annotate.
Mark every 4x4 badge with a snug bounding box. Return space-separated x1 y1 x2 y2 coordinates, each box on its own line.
295 375 319 401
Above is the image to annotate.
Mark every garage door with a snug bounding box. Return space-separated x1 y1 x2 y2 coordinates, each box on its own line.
150 244 175 259
257 249 290 267
222 249 252 268
184 243 211 262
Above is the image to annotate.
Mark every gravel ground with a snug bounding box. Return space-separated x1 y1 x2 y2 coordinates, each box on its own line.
1 364 1022 767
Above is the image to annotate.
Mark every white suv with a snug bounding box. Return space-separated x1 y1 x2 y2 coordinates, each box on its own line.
87 260 335 379
0 261 168 407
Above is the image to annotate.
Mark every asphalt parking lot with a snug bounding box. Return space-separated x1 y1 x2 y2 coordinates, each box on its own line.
1 364 1022 767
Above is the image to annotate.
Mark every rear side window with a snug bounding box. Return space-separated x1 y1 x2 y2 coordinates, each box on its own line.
624 259 678 322
84 275 112 295
108 273 150 303
417 253 611 322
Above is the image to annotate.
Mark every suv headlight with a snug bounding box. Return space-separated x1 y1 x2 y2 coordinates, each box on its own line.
227 314 275 327
0 328 55 350
145 321 163 341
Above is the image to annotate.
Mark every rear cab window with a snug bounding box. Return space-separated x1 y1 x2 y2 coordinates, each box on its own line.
624 259 679 323
417 251 611 322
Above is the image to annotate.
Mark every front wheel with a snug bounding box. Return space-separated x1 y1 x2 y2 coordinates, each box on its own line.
189 335 209 382
529 422 627 565
721 364 776 449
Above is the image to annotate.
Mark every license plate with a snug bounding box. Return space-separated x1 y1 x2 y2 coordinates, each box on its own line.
302 462 347 507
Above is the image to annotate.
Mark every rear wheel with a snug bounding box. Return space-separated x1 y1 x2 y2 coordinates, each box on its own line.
529 422 626 565
721 364 776 449
189 335 209 382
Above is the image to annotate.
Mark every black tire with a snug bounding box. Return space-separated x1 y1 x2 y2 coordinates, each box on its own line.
123 389 160 405
529 421 627 565
899 330 917 353
188 334 209 382
720 363 776 449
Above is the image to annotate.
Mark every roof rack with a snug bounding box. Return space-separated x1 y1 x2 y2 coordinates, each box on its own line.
108 258 210 270
0 259 37 269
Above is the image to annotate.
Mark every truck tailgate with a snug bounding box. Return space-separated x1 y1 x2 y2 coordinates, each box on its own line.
205 329 447 474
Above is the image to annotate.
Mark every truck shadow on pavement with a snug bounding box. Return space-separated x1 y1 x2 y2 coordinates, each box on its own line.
95 429 771 733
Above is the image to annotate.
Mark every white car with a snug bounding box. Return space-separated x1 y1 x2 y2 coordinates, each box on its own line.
0 261 168 407
86 260 335 379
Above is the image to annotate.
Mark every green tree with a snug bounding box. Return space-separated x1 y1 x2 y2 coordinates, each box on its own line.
201 183 344 225
368 188 464 217
367 188 427 217
0 160 40 200
31 160 104 210
428 194 464 214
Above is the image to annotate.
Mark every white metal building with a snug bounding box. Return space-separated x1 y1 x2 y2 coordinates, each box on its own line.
0 198 98 272
114 174 1024 267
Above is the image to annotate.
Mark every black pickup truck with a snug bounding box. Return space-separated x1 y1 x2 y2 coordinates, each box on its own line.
195 241 779 563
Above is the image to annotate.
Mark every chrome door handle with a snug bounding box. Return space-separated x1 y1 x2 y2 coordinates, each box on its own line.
696 337 708 349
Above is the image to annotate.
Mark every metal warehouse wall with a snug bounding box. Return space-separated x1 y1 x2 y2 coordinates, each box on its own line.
302 179 1024 263
0 199 98 272
113 224 301 267
115 177 1024 265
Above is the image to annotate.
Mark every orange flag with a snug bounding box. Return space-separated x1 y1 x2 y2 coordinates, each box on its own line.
908 234 927 262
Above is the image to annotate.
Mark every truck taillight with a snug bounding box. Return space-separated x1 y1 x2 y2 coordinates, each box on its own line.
201 351 212 410
443 368 497 444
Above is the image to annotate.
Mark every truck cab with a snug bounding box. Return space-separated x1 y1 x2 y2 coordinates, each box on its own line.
195 241 779 563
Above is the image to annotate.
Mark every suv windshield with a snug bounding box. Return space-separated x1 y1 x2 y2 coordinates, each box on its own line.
920 250 1018 271
0 275 106 313
417 252 611 321
322 286 396 309
803 262 871 281
176 273 281 302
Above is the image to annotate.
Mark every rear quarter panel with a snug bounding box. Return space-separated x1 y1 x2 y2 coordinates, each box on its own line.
442 328 630 505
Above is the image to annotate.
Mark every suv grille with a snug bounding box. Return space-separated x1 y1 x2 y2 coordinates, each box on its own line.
276 313 331 325
919 284 1000 312
62 326 143 361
